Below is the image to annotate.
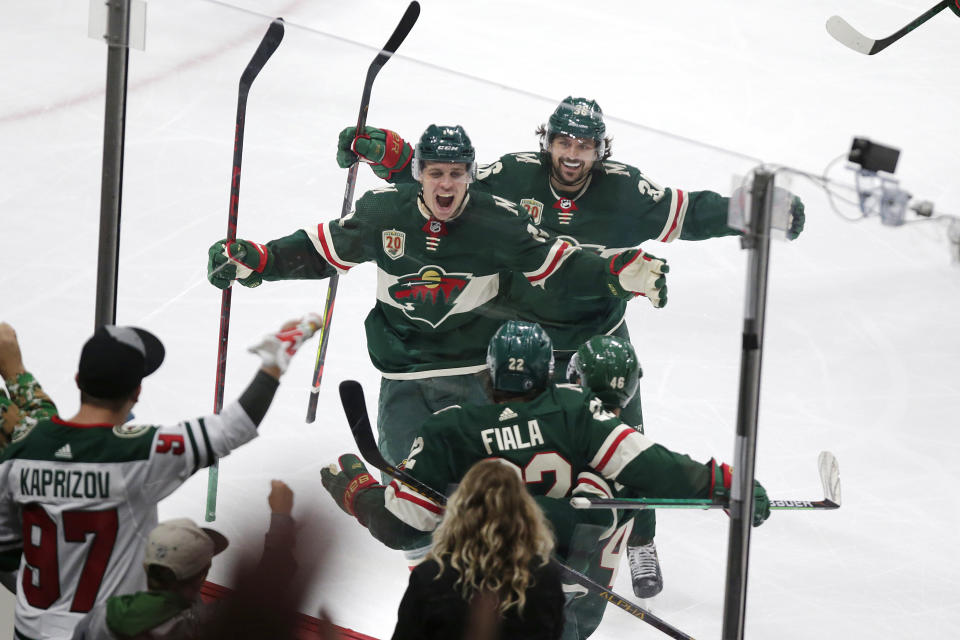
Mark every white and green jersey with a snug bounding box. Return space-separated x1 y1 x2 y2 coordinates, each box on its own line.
0 401 257 640
382 385 711 533
259 182 632 378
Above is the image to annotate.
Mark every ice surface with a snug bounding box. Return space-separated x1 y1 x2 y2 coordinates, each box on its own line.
2 1 959 637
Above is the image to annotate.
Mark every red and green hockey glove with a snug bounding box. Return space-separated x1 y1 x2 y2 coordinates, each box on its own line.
321 454 383 524
247 313 323 374
787 196 805 241
336 126 412 179
207 239 271 290
608 248 669 308
709 459 770 527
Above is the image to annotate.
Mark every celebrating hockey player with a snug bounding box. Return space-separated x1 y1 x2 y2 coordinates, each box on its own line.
0 316 320 639
336 97 805 597
321 321 770 636
207 124 669 480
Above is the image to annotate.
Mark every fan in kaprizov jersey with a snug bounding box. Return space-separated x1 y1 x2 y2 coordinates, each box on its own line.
0 315 320 640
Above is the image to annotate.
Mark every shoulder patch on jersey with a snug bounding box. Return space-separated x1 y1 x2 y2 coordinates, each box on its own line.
511 152 541 165
602 161 631 177
10 419 39 443
432 404 461 415
113 423 154 438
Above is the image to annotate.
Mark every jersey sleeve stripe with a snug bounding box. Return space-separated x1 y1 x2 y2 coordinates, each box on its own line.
573 473 613 499
525 240 574 285
197 417 214 468
384 480 444 532
657 189 688 242
183 422 201 475
305 222 357 274
590 425 655 479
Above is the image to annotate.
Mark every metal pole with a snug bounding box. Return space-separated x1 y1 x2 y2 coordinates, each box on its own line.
94 0 131 328
721 169 774 640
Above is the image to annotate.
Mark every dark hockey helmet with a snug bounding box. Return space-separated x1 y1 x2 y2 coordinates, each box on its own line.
567 335 641 408
487 321 555 393
540 96 607 160
413 124 477 182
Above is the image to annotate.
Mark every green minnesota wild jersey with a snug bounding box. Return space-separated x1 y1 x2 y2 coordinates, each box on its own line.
476 153 737 349
261 182 631 378
0 402 257 640
385 151 736 350
382 384 710 532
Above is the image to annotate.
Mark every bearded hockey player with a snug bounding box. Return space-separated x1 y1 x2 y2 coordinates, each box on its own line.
208 124 669 480
336 97 805 596
321 321 770 637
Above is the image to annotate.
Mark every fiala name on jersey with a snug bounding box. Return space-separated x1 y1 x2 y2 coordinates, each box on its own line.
480 419 544 454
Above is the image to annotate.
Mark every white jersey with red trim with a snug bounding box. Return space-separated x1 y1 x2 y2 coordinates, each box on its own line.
384 384 713 533
0 401 257 640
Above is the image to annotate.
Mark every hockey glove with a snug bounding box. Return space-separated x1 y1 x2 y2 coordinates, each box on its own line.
247 313 323 374
709 459 770 527
321 454 383 523
609 248 669 308
787 196 805 240
336 126 412 179
207 239 272 290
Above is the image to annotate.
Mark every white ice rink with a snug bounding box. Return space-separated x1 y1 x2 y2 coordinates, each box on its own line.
3 0 960 637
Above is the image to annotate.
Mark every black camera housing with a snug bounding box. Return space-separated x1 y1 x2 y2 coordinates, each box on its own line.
848 137 900 174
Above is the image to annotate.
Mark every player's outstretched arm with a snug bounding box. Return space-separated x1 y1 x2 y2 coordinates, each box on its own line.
321 454 431 551
0 323 57 444
337 125 413 181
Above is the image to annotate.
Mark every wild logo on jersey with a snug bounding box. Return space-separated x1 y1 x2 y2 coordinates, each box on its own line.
388 266 471 327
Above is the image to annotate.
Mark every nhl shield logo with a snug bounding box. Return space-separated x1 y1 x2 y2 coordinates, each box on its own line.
382 229 405 260
520 198 544 225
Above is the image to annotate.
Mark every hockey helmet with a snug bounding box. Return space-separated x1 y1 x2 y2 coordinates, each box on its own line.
413 124 477 181
541 96 607 160
567 335 641 408
487 321 555 393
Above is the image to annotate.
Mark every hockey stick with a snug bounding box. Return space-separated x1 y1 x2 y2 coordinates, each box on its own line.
338 380 696 640
305 1 421 423
570 451 841 512
206 18 285 523
826 0 958 55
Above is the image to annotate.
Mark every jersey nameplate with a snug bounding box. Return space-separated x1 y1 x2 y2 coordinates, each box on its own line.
481 419 544 454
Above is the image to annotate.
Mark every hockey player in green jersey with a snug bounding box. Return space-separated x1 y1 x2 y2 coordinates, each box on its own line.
336 97 805 595
321 321 770 637
207 124 669 477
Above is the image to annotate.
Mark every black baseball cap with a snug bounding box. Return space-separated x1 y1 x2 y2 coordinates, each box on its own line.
77 325 165 399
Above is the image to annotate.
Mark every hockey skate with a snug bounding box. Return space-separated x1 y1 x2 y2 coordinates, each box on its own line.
627 541 663 598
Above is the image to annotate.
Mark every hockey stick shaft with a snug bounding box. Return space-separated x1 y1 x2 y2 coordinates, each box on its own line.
206 18 285 522
305 1 421 423
570 497 839 511
338 380 695 640
572 451 840 511
827 0 952 55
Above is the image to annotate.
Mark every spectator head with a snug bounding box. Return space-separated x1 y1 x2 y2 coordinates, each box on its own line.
76 325 164 411
144 518 228 598
430 459 555 615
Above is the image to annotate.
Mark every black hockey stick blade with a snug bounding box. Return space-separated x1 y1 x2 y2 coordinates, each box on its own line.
241 18 285 89
305 3 421 423
338 379 695 639
826 0 951 55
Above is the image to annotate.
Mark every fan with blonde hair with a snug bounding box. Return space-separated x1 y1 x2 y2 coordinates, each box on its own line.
429 459 555 615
